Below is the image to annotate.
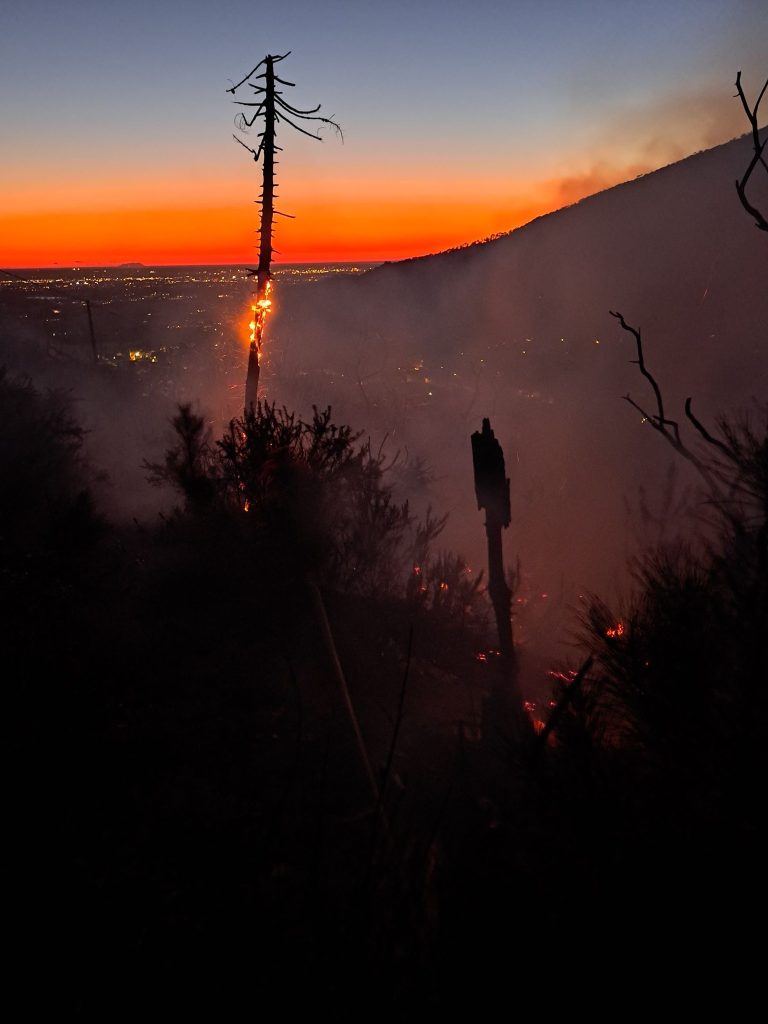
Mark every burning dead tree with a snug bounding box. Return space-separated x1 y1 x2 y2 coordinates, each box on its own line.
228 51 341 410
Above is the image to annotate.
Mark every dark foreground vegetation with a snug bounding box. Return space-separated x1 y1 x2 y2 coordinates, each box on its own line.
3 360 766 1017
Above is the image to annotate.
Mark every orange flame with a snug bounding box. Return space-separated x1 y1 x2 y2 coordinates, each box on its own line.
247 279 273 352
605 622 625 639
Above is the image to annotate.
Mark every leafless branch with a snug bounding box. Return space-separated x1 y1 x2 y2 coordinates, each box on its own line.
227 59 266 94
734 70 768 231
227 51 291 94
232 133 260 160
275 109 339 141
277 98 322 116
235 112 262 130
610 311 668 428
623 394 659 425
684 398 732 457
611 311 717 488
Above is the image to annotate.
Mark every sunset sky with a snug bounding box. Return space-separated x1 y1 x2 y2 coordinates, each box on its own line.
1 0 765 267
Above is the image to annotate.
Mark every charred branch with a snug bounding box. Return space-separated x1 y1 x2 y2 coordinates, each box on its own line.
227 51 290 94
278 99 322 115
233 133 262 160
734 70 768 231
609 311 669 430
684 398 732 458
610 310 717 489
275 110 335 141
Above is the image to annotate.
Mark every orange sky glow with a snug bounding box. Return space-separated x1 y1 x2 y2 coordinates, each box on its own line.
0 175 624 268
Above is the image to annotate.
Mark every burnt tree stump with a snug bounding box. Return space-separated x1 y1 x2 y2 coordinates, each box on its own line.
471 418 529 742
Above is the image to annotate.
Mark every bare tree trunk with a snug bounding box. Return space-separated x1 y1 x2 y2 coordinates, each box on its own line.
485 514 513 660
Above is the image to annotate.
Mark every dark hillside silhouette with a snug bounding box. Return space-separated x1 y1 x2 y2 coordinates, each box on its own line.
284 130 767 391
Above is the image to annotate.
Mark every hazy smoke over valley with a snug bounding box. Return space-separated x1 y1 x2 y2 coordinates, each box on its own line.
266 132 768 662
2 131 766 691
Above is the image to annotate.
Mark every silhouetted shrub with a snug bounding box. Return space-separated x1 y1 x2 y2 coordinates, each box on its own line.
0 368 102 566
147 401 483 610
573 410 768 806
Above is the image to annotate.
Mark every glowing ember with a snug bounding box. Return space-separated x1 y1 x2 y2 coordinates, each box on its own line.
547 669 578 686
605 622 625 638
475 648 501 663
523 700 546 733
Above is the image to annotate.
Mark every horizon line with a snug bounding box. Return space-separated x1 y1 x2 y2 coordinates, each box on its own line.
2 259 389 273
